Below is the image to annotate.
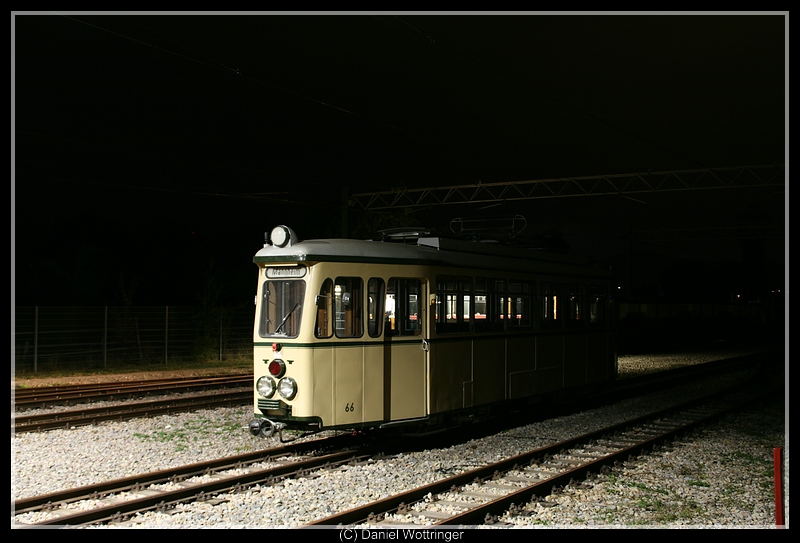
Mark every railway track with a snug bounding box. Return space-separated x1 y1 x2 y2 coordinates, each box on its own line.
12 371 777 528
12 374 254 433
12 390 252 433
307 381 780 527
11 354 764 434
13 375 253 409
12 432 370 527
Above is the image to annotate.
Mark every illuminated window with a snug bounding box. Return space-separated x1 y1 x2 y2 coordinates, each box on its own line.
367 278 385 338
507 281 533 328
386 278 422 336
474 277 505 332
542 281 563 329
566 283 585 327
334 277 363 338
435 276 471 334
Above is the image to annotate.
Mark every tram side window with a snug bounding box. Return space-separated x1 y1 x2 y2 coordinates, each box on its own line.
435 276 472 334
334 277 363 338
588 284 608 326
386 278 422 336
566 283 586 327
474 278 505 332
541 281 563 329
314 278 334 338
507 281 533 329
368 278 385 338
260 280 305 338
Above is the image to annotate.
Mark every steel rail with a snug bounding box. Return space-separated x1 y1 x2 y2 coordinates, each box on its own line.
22 449 367 527
13 375 253 409
12 433 359 518
13 390 252 433
305 381 777 527
13 374 252 397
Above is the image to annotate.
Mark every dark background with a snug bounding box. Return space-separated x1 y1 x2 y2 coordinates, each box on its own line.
12 14 787 307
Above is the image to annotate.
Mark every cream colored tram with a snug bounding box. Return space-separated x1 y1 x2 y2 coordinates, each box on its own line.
249 226 616 438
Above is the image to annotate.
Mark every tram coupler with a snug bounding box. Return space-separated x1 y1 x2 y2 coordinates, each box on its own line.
248 418 285 438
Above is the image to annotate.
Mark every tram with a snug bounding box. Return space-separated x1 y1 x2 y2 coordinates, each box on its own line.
249 225 616 438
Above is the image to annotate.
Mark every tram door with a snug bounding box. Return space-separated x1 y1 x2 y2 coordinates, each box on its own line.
383 278 427 421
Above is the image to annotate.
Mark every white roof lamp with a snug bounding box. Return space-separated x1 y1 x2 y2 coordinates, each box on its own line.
269 225 298 248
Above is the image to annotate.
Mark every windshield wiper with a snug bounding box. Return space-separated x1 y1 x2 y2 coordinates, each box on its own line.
275 303 300 335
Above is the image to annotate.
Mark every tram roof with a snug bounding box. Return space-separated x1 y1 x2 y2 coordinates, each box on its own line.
254 235 610 279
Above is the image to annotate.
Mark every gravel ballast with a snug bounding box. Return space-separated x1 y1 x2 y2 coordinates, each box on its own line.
12 351 788 528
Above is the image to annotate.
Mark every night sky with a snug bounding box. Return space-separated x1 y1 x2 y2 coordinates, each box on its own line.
12 13 787 307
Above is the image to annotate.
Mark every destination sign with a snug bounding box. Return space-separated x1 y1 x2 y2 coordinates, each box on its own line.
266 266 306 279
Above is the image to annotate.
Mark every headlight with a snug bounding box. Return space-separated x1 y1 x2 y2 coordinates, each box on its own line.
256 376 276 398
270 225 296 248
278 377 297 400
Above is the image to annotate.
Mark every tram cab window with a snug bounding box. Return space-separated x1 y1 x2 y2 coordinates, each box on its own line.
474 278 505 332
314 277 364 338
385 278 422 336
315 279 334 338
334 277 363 338
435 276 472 334
259 279 305 338
566 283 586 327
541 281 563 329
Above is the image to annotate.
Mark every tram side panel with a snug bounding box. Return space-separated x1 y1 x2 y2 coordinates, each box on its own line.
363 344 385 424
563 331 589 389
507 334 538 399
471 336 506 408
429 338 472 414
531 333 565 395
330 344 365 427
431 331 573 410
305 340 424 429
309 346 334 427
385 338 427 421
318 343 389 428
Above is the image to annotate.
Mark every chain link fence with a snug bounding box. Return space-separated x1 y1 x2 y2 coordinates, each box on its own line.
13 306 255 374
12 299 782 374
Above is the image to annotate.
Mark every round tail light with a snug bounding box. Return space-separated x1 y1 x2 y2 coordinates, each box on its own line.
268 359 286 378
